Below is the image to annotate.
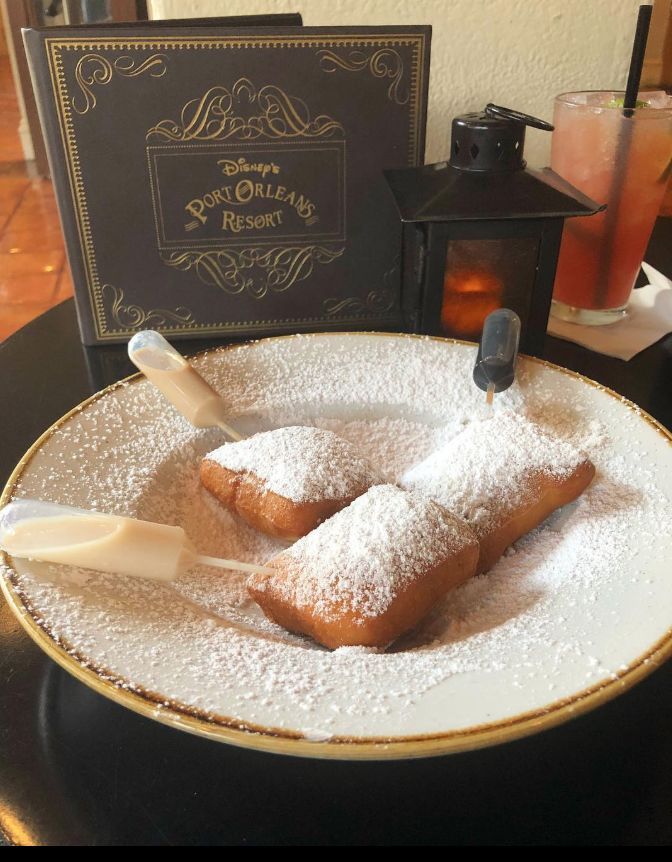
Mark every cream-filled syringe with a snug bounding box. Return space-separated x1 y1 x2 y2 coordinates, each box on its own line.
0 499 272 581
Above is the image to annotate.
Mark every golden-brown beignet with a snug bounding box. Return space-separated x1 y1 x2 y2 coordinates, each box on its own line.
200 426 379 541
248 484 479 649
402 411 595 573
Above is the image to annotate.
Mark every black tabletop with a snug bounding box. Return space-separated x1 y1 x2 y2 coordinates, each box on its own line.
1 220 672 846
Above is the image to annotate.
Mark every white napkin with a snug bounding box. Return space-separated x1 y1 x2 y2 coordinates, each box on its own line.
547 263 672 360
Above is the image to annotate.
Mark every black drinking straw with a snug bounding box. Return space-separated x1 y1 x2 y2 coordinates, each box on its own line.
594 4 652 306
623 5 653 118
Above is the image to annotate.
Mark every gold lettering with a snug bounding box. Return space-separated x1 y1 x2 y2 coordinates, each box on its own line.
217 159 238 177
220 209 285 233
218 157 281 178
185 199 207 225
187 171 319 230
235 180 254 204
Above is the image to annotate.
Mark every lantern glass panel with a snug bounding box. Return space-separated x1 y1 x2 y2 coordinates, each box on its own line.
440 237 540 340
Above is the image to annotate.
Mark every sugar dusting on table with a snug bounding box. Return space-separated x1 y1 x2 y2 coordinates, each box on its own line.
3 335 671 738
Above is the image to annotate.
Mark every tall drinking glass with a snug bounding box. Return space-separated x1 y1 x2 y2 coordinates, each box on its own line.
550 91 672 325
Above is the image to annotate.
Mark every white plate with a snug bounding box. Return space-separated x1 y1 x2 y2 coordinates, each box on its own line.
2 333 672 759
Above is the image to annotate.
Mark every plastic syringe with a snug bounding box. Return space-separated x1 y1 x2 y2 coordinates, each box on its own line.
128 330 243 441
0 499 272 582
473 309 521 404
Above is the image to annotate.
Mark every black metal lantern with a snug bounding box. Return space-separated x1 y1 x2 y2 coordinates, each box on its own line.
384 104 604 356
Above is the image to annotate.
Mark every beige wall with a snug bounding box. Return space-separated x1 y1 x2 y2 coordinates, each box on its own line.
149 0 649 166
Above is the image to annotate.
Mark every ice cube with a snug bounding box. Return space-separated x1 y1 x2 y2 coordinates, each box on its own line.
641 90 672 109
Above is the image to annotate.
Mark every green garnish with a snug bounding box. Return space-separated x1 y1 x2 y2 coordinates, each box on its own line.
606 98 649 109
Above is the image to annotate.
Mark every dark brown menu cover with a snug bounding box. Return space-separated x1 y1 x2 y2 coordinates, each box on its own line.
24 24 431 344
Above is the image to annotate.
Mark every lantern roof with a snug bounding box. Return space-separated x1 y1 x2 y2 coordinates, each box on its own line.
384 161 604 223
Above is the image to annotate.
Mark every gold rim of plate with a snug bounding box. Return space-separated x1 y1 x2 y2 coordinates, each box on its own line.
1 331 671 760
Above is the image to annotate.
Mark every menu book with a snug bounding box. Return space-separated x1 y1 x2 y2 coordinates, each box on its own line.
24 23 431 344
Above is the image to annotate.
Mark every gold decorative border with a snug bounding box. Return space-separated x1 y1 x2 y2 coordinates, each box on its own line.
162 245 344 299
323 290 394 317
72 53 167 114
317 48 408 105
45 35 426 340
104 283 194 328
324 254 399 316
1 332 672 760
146 76 344 142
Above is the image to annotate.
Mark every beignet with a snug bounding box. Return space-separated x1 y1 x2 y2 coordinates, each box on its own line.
248 484 479 649
200 426 379 540
402 411 595 573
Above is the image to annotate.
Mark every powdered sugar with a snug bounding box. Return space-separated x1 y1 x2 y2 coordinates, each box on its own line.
314 416 462 482
204 425 379 503
258 485 476 619
2 334 671 740
402 411 588 533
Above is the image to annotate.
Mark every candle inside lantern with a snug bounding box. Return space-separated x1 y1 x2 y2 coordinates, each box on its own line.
441 267 504 338
439 237 538 340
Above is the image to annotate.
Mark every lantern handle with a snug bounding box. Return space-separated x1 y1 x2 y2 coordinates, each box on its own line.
485 103 554 132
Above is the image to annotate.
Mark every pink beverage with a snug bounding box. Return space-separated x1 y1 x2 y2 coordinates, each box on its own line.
551 91 672 325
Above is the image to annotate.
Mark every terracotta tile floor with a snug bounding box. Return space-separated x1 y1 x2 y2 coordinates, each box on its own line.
0 56 72 342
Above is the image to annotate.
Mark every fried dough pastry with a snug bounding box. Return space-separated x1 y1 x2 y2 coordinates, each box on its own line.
402 411 595 573
200 426 379 541
248 485 479 649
